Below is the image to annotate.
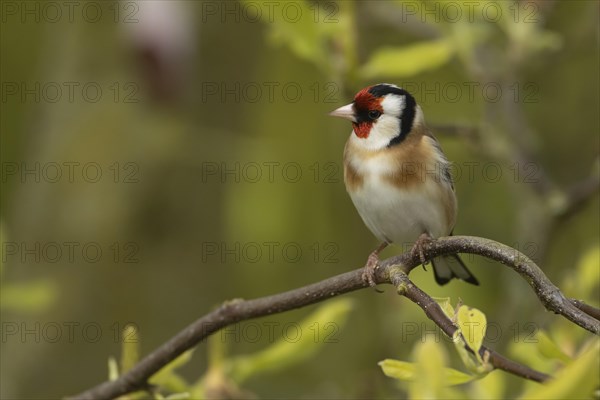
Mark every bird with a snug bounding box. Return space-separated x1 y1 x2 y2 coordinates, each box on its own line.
329 83 478 287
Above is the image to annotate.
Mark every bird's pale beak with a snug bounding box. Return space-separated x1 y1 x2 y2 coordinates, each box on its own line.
329 103 356 122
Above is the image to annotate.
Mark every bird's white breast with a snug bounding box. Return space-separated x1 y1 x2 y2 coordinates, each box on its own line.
346 148 455 248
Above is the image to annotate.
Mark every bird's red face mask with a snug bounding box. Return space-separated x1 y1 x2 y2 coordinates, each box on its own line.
329 85 384 139
352 87 383 139
351 121 372 138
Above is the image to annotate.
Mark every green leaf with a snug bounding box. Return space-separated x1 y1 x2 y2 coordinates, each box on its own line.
108 356 119 381
456 305 486 355
0 224 56 314
152 374 190 395
206 331 227 369
361 40 454 78
379 359 415 381
412 338 447 398
0 281 56 312
149 349 195 392
434 296 456 320
535 331 572 364
228 298 353 383
509 338 552 375
120 324 140 373
443 367 477 386
470 371 505 399
519 339 600 400
408 337 473 398
497 2 563 54
164 394 191 400
565 245 600 298
379 359 474 386
454 305 492 375
240 0 346 75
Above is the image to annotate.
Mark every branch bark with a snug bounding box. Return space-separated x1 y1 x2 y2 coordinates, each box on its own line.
571 299 600 321
393 272 551 383
71 236 599 400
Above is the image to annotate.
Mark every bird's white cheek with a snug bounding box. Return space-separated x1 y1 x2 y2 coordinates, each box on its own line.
374 116 400 138
350 117 399 152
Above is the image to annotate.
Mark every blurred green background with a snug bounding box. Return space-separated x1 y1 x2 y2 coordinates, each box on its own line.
1 1 598 399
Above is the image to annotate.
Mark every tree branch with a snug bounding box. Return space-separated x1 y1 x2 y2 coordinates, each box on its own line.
71 236 599 400
393 272 551 383
570 299 600 321
385 236 600 333
433 120 599 265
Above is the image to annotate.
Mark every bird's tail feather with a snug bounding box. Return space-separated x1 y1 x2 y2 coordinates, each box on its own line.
431 254 479 286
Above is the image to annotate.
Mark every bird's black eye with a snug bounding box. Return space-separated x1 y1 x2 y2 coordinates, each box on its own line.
368 110 381 120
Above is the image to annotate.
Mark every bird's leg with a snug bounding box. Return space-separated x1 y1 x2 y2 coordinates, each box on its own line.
362 242 388 289
411 233 433 270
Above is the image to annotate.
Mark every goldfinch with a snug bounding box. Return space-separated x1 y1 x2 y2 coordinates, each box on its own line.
330 83 478 287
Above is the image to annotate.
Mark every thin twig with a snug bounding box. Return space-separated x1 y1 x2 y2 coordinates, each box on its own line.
393 272 550 383
71 236 598 400
385 236 599 334
555 175 600 221
71 270 368 400
570 299 600 321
